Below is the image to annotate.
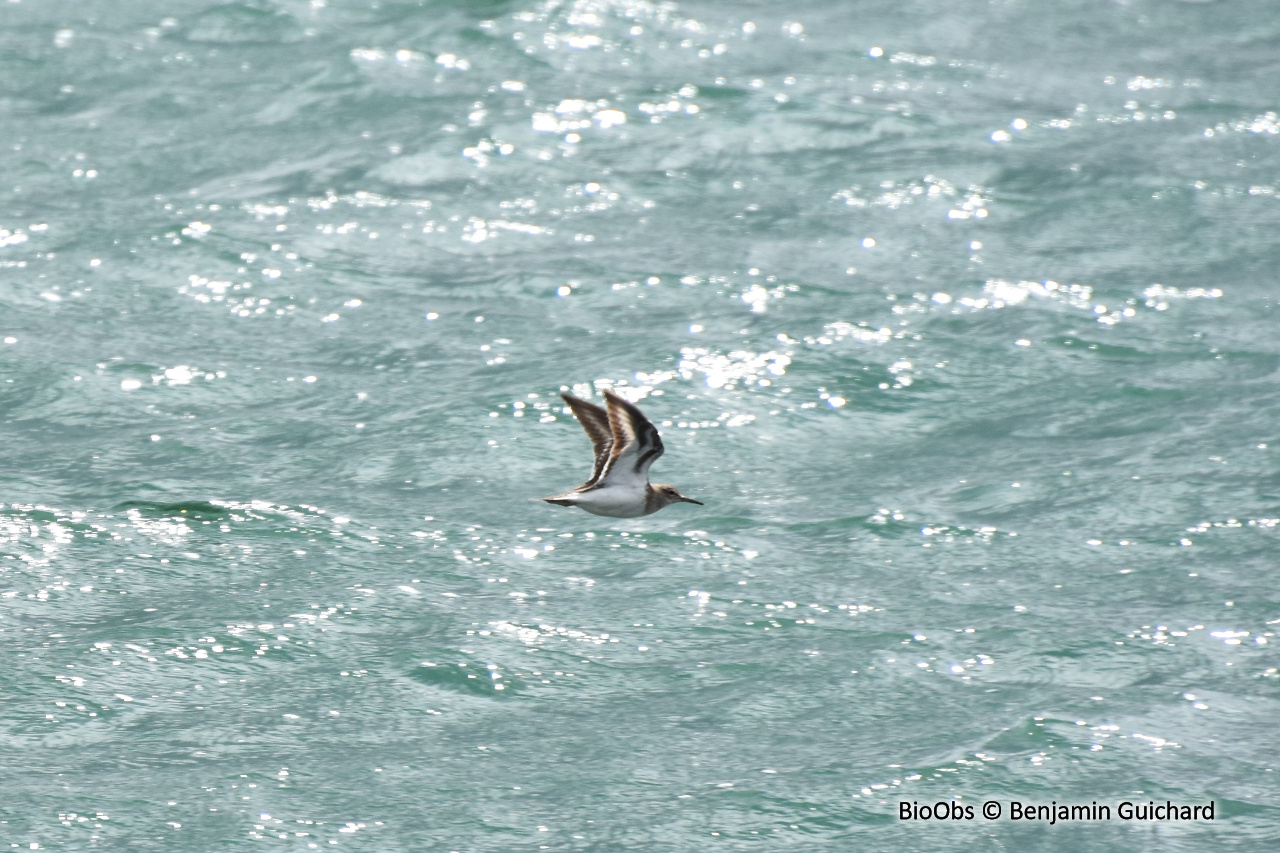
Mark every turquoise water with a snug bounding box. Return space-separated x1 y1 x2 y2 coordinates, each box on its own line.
3 0 1279 849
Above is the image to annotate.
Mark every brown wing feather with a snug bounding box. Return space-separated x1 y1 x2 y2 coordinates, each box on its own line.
560 393 614 488
598 389 665 485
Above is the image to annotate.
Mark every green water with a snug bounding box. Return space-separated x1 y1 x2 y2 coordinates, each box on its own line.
2 1 1278 849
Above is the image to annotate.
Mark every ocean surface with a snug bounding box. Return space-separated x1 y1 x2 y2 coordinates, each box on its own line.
2 0 1279 849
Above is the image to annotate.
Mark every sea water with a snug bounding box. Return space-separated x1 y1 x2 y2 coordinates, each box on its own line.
2 1 1278 850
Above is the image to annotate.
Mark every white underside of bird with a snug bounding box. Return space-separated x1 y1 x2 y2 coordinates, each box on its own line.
544 482 657 518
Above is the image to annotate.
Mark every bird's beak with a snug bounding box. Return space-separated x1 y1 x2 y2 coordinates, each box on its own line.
680 496 704 505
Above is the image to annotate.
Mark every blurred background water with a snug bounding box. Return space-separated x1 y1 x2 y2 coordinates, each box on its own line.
2 0 1279 849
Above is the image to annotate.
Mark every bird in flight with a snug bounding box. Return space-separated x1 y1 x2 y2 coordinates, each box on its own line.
538 389 703 517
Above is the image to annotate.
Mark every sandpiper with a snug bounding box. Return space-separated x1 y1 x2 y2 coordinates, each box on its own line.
539 389 703 517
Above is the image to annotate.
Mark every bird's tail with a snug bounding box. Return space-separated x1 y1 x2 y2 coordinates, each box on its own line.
535 495 577 507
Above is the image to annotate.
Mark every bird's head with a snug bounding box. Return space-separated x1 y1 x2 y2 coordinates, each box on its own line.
653 484 703 507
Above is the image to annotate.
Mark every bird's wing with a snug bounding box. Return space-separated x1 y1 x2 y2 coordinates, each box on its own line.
596 388 665 488
560 392 614 489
